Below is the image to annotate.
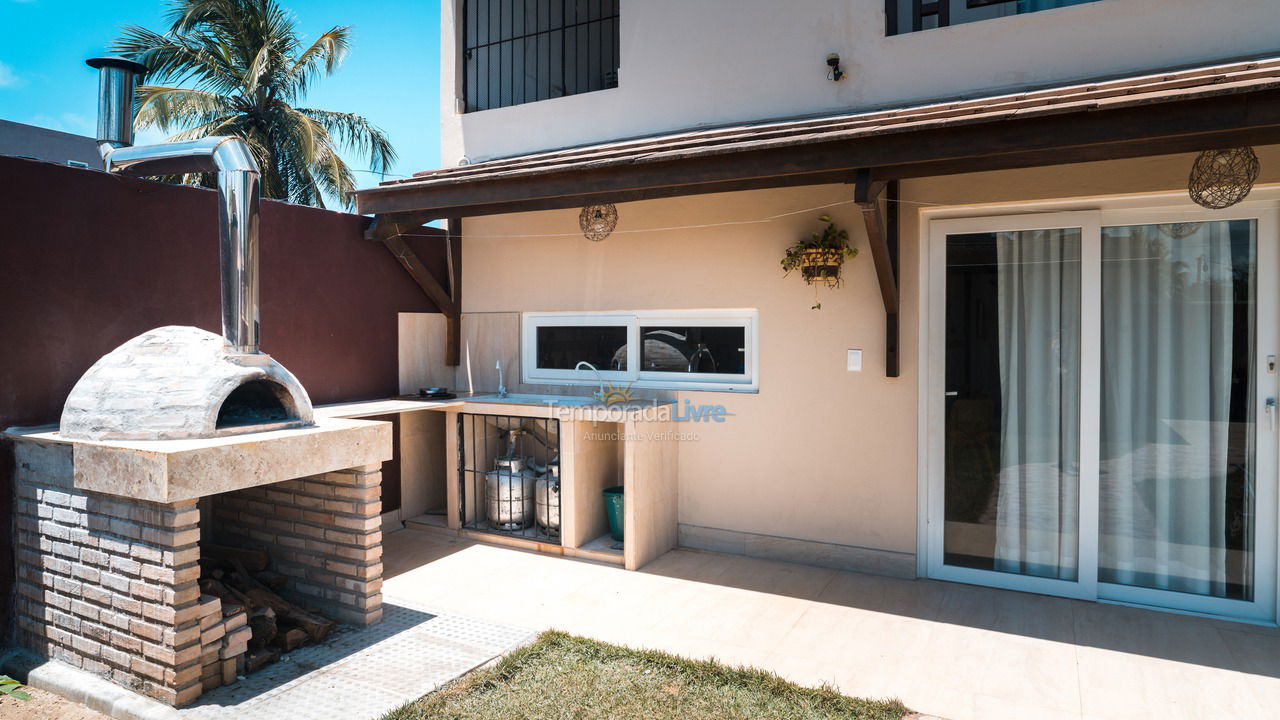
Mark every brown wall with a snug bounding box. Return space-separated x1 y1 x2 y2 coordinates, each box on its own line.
0 155 445 634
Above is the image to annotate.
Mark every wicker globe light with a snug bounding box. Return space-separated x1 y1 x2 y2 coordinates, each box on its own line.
579 203 618 242
1188 147 1260 210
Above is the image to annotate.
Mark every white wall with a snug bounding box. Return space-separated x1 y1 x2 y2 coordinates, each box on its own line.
439 0 1280 164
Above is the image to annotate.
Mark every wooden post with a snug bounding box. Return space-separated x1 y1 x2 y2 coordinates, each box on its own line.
445 218 463 367
886 180 900 378
854 169 900 378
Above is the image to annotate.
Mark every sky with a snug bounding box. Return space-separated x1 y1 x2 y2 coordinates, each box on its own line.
0 0 442 185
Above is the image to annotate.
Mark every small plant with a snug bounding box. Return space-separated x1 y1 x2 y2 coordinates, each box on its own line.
781 214 857 309
0 675 31 701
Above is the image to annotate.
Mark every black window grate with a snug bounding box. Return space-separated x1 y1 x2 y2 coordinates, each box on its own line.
463 0 620 112
885 0 1102 36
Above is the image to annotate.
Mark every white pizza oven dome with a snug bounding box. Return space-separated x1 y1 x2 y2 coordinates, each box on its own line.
60 325 314 441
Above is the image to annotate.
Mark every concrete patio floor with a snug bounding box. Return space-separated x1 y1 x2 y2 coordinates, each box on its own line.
382 527 1280 720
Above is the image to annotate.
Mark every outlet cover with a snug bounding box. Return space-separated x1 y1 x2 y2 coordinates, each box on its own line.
847 349 862 372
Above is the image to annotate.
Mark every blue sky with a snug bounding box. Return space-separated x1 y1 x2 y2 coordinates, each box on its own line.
0 0 442 183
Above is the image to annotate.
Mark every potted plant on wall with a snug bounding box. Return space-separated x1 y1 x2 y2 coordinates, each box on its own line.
781 214 857 309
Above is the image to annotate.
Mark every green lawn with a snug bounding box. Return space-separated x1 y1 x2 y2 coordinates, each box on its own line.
382 631 909 720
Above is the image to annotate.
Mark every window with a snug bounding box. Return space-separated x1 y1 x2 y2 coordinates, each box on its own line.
462 0 620 112
522 310 758 392
886 0 1101 36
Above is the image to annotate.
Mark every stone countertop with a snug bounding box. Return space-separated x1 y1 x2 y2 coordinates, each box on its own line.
5 417 393 503
316 394 676 423
313 397 468 418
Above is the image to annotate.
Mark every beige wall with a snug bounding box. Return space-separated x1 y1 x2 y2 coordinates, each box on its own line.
460 185 920 555
441 0 1280 163
448 146 1280 561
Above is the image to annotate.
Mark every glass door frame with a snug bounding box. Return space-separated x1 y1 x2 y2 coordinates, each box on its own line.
923 202 1279 622
925 211 1102 602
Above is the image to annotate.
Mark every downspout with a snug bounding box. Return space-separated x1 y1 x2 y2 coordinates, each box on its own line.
87 57 263 355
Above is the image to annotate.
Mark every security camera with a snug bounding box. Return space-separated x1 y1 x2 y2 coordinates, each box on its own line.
826 54 845 82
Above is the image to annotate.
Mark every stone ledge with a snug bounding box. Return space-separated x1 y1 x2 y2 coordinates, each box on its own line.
4 418 392 503
1 650 181 720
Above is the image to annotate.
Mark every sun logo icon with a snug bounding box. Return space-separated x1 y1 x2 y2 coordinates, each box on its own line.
595 382 638 406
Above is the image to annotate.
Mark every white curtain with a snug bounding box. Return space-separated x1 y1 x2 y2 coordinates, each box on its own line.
994 229 1081 580
1099 222 1248 597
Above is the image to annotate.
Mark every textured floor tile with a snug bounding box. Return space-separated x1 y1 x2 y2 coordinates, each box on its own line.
180 599 534 720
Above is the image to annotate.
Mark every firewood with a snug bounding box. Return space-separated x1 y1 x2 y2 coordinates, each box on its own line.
248 608 277 649
242 588 333 642
201 578 255 611
230 560 334 642
204 544 270 573
254 570 288 591
244 647 279 674
270 627 309 653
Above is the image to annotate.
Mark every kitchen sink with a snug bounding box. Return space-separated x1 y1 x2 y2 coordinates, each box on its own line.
465 394 600 407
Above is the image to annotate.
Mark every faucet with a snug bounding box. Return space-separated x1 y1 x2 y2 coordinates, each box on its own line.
688 344 718 373
496 360 507 398
574 361 608 401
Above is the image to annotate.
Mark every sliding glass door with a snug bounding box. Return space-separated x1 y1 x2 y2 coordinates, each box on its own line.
928 209 1277 620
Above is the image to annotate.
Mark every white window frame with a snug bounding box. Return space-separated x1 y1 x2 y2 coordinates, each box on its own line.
918 191 1280 624
521 309 759 392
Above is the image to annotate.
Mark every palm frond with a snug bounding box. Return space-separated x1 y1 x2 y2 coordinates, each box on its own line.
111 25 242 95
134 86 234 132
297 108 396 174
110 0 394 210
286 26 350 99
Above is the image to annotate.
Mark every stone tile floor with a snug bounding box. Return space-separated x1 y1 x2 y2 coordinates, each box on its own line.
179 598 533 720
382 527 1280 720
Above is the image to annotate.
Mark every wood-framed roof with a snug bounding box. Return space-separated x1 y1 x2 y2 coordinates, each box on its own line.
357 55 1280 377
355 55 1280 222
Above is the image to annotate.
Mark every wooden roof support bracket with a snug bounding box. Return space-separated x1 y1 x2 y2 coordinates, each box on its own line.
368 215 463 366
854 169 900 378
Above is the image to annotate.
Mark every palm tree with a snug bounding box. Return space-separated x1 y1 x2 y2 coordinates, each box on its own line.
112 0 396 209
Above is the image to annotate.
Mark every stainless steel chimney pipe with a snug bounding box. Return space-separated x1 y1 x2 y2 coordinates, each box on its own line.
86 57 148 153
87 57 263 354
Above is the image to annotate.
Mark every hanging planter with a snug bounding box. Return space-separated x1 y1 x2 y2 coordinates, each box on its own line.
782 215 856 309
798 248 846 286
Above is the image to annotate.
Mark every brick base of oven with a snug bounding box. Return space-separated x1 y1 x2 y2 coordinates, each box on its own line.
209 467 384 627
10 439 384 707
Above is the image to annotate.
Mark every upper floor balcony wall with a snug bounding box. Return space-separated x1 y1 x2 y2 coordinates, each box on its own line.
440 0 1280 164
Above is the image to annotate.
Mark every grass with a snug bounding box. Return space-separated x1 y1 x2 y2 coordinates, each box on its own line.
382 631 909 720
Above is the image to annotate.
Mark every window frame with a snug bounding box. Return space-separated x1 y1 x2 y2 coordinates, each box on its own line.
521 309 760 392
885 0 1103 36
460 0 621 113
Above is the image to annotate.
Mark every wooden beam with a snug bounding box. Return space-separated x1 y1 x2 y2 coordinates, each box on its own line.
855 170 900 378
380 233 456 317
372 170 861 224
885 180 900 379
356 89 1280 218
855 170 896 315
368 214 462 366
364 216 448 242
445 218 463 367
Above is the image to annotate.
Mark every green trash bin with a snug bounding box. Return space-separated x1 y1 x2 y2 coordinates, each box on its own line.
603 486 624 541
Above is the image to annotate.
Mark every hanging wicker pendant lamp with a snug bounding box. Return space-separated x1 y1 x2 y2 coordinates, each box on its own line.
579 204 618 242
1188 147 1260 210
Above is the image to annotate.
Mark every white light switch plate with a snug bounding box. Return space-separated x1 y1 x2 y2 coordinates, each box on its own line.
847 349 862 371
